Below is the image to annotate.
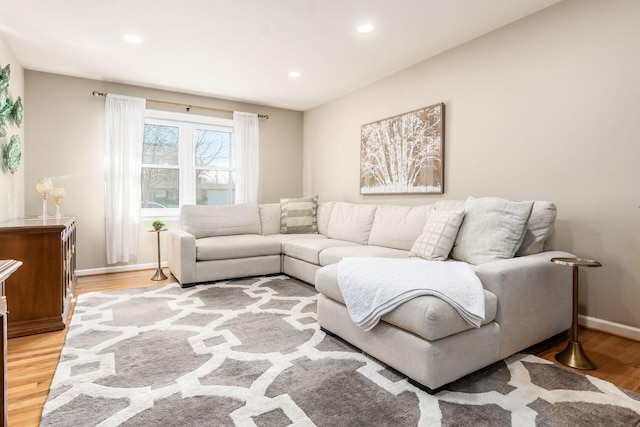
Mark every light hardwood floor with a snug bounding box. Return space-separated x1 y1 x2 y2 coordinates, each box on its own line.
7 269 640 426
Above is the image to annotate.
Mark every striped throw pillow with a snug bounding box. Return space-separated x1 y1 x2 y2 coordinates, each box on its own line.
280 195 319 234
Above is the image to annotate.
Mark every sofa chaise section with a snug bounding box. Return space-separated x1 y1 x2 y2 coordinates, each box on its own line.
313 198 571 390
316 250 574 390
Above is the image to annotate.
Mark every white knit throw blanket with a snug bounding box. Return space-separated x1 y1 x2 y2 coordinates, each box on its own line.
337 257 485 331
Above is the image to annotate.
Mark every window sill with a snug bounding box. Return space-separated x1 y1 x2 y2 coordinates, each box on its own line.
140 208 180 219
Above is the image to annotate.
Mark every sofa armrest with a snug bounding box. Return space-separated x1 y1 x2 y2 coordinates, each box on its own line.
473 250 575 358
168 229 197 286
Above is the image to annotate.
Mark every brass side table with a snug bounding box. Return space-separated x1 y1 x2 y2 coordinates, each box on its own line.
551 257 602 370
150 228 168 281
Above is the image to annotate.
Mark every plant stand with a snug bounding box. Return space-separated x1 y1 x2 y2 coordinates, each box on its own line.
150 229 168 281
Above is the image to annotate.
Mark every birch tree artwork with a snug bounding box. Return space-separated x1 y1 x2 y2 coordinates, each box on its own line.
360 103 444 194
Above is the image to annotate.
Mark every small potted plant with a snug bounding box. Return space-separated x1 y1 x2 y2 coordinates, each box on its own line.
152 220 165 231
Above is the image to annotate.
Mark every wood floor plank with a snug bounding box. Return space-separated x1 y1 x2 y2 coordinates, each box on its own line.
5 268 639 426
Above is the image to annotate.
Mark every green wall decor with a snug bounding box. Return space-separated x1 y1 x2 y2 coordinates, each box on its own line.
0 64 9 91
11 96 22 127
2 134 21 174
0 89 9 138
0 63 24 174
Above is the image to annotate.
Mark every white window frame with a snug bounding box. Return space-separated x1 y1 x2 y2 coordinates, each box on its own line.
141 109 235 218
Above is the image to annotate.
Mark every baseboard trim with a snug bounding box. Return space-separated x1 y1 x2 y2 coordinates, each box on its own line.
579 314 640 342
77 262 168 277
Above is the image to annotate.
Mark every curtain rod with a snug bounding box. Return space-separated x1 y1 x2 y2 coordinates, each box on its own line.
91 91 269 119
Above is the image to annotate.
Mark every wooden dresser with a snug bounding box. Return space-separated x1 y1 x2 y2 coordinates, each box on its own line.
0 259 21 427
0 218 77 338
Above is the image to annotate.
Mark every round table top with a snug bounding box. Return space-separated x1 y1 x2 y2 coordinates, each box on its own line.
551 257 601 268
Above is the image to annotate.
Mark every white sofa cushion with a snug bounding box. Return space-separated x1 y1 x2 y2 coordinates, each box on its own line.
196 234 281 261
319 245 409 266
409 210 465 261
283 238 360 265
326 202 377 245
317 202 334 236
368 204 434 250
316 264 497 341
181 203 260 238
267 234 328 245
259 203 281 235
516 201 557 256
451 196 534 265
280 195 318 234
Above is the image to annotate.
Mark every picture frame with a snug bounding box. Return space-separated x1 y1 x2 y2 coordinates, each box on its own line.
360 103 444 195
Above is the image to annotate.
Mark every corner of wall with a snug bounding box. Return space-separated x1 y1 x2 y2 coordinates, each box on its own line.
0 34 25 223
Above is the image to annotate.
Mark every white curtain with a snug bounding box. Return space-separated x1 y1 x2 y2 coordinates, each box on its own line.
233 112 259 203
104 94 146 264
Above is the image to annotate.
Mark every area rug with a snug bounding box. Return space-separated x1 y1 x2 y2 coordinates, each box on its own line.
40 276 640 427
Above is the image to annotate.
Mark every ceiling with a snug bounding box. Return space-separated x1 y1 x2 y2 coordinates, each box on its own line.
0 0 561 111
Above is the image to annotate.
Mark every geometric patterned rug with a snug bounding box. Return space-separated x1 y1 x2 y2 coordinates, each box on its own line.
40 276 640 427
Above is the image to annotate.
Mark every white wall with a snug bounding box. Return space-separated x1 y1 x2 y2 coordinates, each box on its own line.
303 0 640 329
0 35 24 222
25 72 303 270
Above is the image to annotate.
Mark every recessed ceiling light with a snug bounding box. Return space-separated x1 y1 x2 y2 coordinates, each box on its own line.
357 24 374 34
123 34 143 44
289 71 302 78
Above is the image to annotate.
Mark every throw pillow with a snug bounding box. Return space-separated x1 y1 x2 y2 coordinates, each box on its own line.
451 196 534 265
409 210 465 261
515 201 557 256
280 195 318 234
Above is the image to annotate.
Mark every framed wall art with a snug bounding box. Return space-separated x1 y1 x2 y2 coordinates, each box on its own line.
360 103 444 195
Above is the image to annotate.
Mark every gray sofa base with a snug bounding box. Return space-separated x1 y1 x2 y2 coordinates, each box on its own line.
317 295 502 390
177 255 281 288
282 255 321 285
320 325 449 395
315 251 574 390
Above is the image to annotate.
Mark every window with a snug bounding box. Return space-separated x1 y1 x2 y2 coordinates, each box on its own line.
141 110 235 217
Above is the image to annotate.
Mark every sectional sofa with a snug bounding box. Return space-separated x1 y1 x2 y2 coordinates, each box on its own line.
167 198 573 390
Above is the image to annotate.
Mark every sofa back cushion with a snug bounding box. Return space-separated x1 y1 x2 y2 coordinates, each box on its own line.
450 196 534 265
326 202 377 245
259 203 281 235
437 199 557 257
181 203 261 238
317 202 334 236
515 201 557 256
368 204 435 250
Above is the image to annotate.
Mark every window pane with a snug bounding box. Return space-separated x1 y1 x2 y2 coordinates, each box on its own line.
141 167 179 208
143 124 179 165
194 129 234 168
195 170 235 205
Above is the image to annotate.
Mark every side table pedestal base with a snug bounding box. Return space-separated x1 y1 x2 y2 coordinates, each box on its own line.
151 268 167 281
150 228 168 281
555 340 595 370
